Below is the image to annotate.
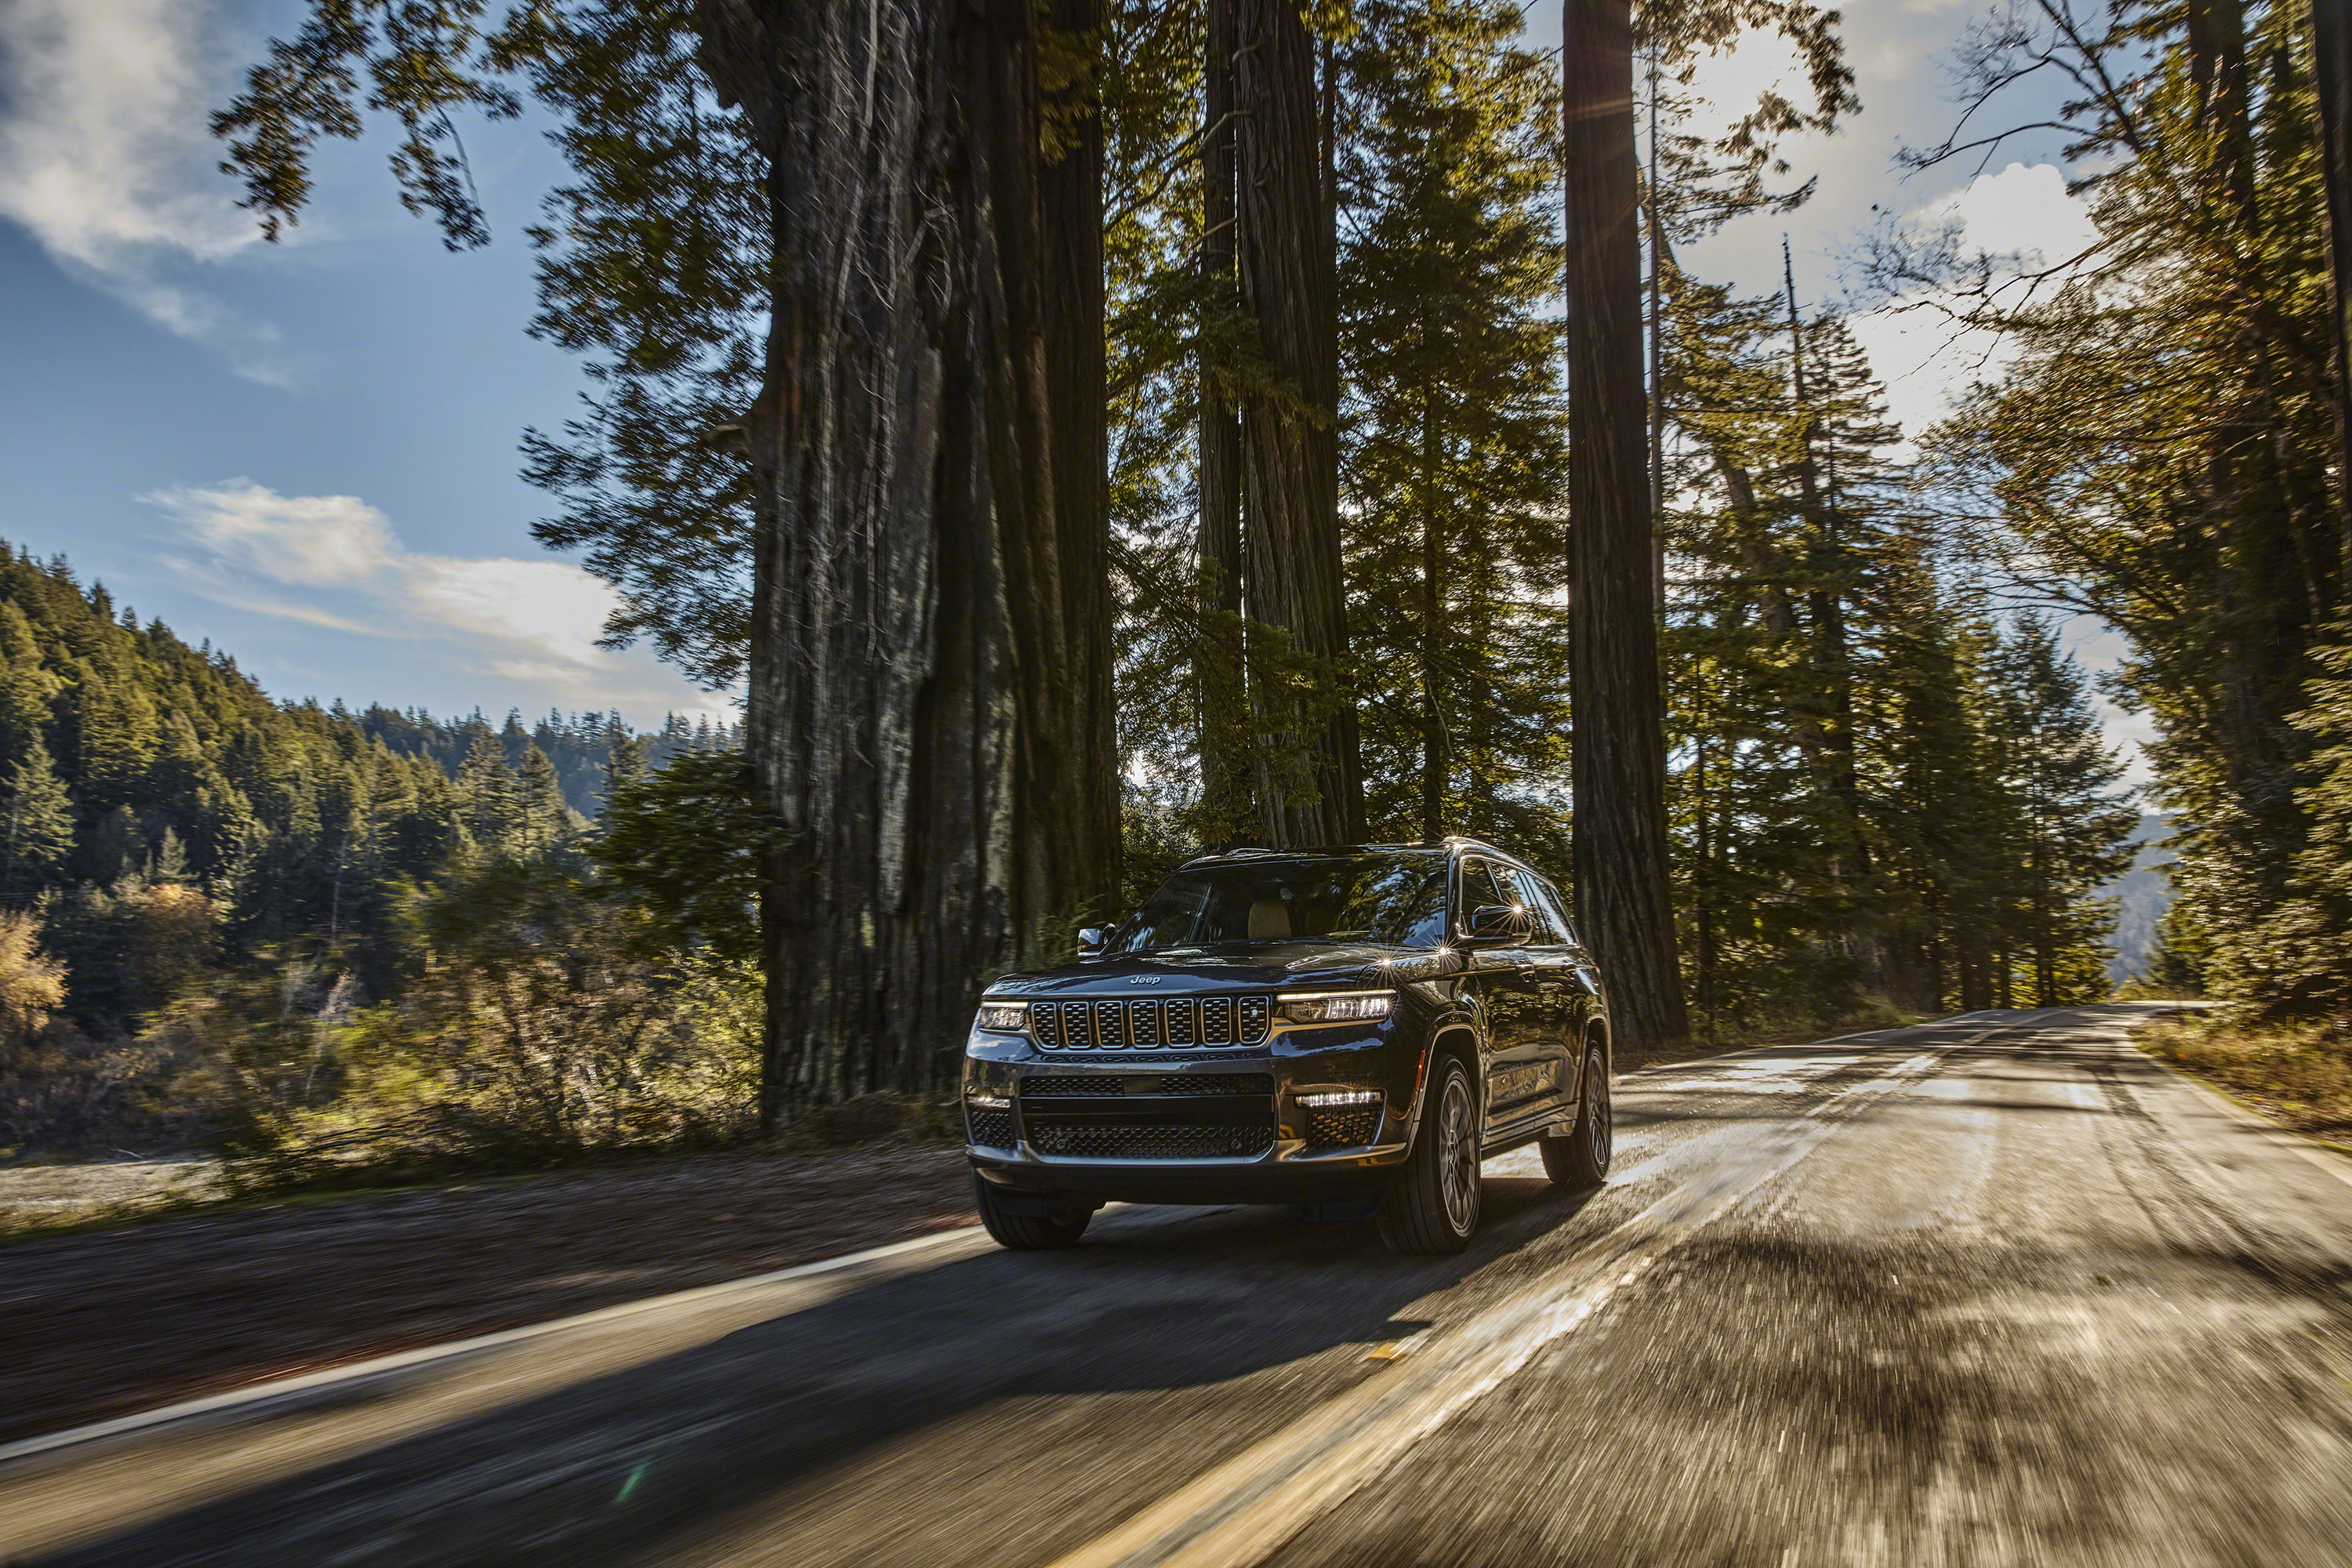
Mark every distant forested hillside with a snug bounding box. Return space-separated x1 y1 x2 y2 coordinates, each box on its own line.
0 544 735 1041
356 706 733 818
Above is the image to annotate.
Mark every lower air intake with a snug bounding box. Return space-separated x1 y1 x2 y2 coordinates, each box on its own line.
1031 1124 1276 1160
1305 1106 1383 1149
965 1107 1017 1150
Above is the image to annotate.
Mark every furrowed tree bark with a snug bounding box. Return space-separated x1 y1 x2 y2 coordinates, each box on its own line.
1044 0 1121 917
1198 0 1250 838
696 0 1117 1122
1236 0 1363 848
2314 0 2352 553
1563 0 1689 1054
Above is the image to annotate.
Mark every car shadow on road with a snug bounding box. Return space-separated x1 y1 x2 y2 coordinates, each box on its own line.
36 1178 1609 1568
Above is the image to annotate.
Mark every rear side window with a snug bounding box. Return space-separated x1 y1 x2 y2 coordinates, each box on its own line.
1460 860 1526 929
1522 875 1576 946
1460 860 1570 944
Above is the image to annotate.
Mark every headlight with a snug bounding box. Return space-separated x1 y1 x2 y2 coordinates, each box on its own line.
1276 990 1396 1025
975 1000 1028 1033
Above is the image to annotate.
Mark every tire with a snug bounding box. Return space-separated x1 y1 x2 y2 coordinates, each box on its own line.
1379 1055 1483 1254
974 1174 1091 1250
1541 1044 1612 1188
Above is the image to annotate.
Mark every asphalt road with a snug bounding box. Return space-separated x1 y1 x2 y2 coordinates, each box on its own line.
6 1004 2351 1567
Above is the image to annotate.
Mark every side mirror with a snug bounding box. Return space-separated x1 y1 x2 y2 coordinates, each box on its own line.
1461 905 1533 947
1077 926 1109 956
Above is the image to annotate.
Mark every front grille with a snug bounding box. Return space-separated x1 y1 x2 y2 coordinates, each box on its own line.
1305 1106 1383 1149
1031 996 1272 1052
1022 1076 1112 1098
1021 1073 1276 1098
966 1106 1017 1149
1156 1073 1276 1097
1031 1124 1276 1160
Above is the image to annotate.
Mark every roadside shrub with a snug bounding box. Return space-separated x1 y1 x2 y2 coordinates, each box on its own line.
0 910 223 1160
2140 1013 2352 1144
220 852 760 1190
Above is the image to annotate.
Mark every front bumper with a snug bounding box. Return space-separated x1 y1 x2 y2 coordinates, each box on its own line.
961 1022 1421 1206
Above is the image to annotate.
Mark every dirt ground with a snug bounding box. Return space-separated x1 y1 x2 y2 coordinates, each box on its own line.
0 1144 975 1446
0 1157 223 1232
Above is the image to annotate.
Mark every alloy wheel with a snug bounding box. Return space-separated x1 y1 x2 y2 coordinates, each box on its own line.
1439 1072 1478 1233
1584 1054 1612 1174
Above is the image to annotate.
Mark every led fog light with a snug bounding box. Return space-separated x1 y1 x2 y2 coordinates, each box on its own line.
1298 1090 1382 1108
967 1092 1012 1111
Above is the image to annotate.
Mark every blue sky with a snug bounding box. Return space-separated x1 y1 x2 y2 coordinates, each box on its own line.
0 0 2144 768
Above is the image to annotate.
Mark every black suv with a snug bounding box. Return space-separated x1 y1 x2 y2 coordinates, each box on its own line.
962 839 1612 1254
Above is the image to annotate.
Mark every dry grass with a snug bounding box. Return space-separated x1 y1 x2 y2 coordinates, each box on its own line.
2139 1014 2352 1151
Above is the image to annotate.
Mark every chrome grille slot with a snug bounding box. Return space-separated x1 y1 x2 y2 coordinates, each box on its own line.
1031 996 1272 1053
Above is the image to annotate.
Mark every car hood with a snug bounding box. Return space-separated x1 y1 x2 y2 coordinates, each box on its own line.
985 942 1409 998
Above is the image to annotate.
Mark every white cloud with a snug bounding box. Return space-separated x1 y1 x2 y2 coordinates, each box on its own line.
151 482 397 586
143 481 699 713
1842 162 2100 440
0 0 298 382
2061 615 2157 788
1935 162 2099 269
408 557 622 669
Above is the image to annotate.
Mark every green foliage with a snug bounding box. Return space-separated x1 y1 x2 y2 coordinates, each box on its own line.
0 737 75 902
0 547 719 1034
591 746 775 964
1981 616 2140 1000
1907 0 2344 1023
1339 0 1571 853
216 859 760 1189
1664 278 2137 1033
216 0 761 686
2249 628 2352 1018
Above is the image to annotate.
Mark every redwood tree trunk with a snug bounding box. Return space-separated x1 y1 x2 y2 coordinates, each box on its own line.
1236 0 1362 848
2314 0 2352 554
1563 0 1688 1054
697 0 1116 1120
1198 0 1250 837
1043 0 1121 916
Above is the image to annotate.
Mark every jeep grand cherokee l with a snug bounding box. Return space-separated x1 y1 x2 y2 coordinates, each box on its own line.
961 839 1612 1254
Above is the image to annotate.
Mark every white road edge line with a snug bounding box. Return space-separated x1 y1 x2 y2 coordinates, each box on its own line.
0 1222 991 1470
1043 1028 1996 1568
2130 1045 2352 1193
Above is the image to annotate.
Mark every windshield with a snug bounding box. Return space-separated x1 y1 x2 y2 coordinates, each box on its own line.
1112 854 1449 953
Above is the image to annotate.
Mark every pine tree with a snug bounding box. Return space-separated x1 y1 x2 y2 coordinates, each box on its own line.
456 726 522 851
515 744 578 855
0 602 58 763
1340 0 1569 855
0 735 74 904
1983 617 2138 1004
1901 0 2343 1018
